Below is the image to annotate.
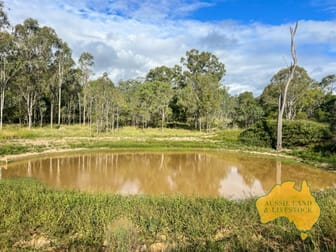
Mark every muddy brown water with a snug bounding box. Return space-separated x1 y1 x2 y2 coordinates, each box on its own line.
1 151 335 199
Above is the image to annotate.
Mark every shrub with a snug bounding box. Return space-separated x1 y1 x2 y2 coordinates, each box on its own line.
239 120 331 148
238 120 273 147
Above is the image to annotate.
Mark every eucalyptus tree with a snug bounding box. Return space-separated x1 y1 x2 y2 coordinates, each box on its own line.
14 19 47 128
232 91 264 128
37 26 63 128
85 73 115 133
137 81 155 128
146 65 174 83
0 23 20 129
145 66 176 129
174 81 198 126
217 86 236 128
181 49 225 131
0 1 17 129
61 68 81 124
78 52 94 126
55 42 74 126
0 1 9 31
260 66 316 120
320 74 336 94
118 79 142 127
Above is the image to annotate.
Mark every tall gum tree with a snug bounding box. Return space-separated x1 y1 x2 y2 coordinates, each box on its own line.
15 19 44 128
0 30 20 129
37 26 62 128
78 52 94 126
0 1 14 129
181 49 225 131
56 42 74 126
260 66 316 120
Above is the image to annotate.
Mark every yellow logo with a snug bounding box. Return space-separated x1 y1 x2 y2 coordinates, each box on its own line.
256 180 320 240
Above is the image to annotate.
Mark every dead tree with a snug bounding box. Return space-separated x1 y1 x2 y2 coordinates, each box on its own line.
276 22 298 151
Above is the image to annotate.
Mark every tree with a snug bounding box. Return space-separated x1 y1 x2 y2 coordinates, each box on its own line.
0 1 9 32
174 82 198 126
146 65 174 83
0 1 16 129
276 22 298 151
260 66 316 120
78 52 94 126
181 49 226 131
320 74 336 94
136 81 154 128
14 19 47 128
217 87 236 128
0 29 20 129
233 91 264 128
83 73 121 133
61 68 81 124
37 26 65 128
118 79 142 127
56 42 74 126
155 81 173 130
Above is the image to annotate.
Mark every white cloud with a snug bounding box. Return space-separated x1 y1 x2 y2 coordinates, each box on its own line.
310 0 336 14
4 1 336 95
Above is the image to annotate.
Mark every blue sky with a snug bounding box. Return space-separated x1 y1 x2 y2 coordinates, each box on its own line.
191 0 336 24
4 0 336 95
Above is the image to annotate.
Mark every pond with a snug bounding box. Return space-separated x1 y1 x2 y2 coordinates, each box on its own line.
1 151 336 199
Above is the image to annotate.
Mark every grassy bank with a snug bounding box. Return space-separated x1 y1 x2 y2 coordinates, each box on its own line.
1 124 335 169
0 125 274 158
0 178 335 251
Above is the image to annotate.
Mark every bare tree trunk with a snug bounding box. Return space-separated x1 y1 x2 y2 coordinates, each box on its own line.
28 104 33 129
26 93 36 129
277 94 283 149
276 22 298 151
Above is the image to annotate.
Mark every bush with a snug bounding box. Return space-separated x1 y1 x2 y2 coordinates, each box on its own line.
239 120 331 148
238 120 273 147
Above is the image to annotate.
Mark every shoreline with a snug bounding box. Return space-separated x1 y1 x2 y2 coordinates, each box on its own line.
0 142 322 169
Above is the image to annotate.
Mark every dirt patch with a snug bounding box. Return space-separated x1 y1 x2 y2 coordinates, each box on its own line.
14 234 53 250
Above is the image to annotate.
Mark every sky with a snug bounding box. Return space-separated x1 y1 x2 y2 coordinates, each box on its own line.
3 0 336 95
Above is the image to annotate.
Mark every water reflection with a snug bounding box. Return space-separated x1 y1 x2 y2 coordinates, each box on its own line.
218 167 264 199
3 152 336 199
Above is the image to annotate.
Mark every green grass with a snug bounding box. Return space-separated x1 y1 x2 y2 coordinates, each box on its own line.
1 125 335 250
0 178 335 251
0 124 334 170
290 148 336 170
0 124 207 140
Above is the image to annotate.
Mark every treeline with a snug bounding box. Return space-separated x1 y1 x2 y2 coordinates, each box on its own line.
0 2 335 134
